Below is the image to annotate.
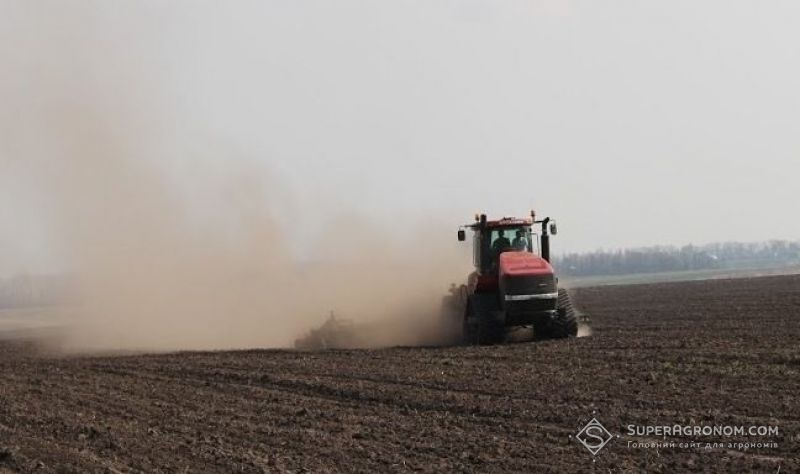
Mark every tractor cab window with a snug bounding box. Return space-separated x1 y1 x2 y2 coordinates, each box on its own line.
490 227 533 256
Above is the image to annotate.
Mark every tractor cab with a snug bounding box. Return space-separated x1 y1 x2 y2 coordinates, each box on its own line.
457 212 557 275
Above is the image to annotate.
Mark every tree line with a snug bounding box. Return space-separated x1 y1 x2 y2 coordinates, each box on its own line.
0 274 67 309
552 240 800 277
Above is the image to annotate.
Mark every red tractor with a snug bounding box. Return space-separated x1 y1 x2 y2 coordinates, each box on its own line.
454 211 577 344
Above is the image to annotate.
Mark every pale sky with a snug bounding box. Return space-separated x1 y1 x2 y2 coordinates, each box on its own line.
1 1 799 274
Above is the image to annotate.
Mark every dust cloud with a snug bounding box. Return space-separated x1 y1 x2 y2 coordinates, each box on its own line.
19 105 471 352
9 119 469 352
0 4 469 352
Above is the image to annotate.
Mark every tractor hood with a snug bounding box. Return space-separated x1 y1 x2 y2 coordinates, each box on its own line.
498 252 558 306
498 252 554 278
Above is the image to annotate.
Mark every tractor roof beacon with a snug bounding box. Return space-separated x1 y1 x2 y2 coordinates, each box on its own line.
455 211 577 344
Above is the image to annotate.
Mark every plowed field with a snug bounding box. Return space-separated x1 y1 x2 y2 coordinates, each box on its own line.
1 275 798 472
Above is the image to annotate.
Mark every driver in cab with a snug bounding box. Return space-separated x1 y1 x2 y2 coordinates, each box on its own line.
492 230 512 256
512 230 528 250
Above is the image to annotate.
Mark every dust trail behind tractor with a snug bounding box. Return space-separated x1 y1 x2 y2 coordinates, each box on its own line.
295 211 582 349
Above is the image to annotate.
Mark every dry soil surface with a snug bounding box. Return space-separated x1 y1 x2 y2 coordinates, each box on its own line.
1 275 799 473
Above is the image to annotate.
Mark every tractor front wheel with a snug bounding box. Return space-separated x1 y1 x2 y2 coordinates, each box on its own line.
536 289 578 339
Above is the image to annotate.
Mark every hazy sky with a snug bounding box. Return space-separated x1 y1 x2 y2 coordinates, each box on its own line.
2 1 799 274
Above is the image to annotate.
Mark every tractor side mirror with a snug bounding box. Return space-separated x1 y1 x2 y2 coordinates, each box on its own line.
549 222 558 235
457 230 466 241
